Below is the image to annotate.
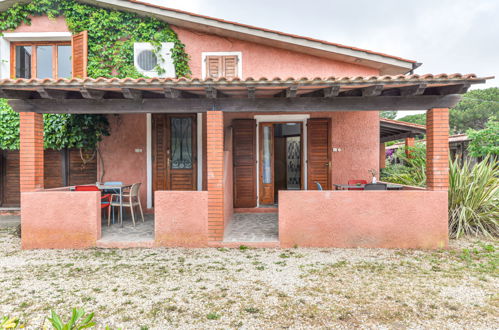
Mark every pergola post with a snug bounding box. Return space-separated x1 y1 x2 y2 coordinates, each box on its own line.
426 108 449 191
404 136 415 158
19 112 44 192
206 111 224 241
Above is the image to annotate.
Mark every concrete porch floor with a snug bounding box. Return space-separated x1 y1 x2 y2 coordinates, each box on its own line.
224 213 279 242
99 213 154 243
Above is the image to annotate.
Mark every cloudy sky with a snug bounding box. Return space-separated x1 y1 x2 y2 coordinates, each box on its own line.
145 0 498 115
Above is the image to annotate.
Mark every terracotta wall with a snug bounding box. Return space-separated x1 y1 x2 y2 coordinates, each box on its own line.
21 190 100 249
154 191 208 247
279 190 448 249
98 114 148 208
8 15 69 33
172 26 379 78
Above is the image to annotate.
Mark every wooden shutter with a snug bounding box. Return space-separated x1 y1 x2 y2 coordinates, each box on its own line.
233 119 257 208
223 56 238 79
152 114 168 192
207 56 222 78
71 31 88 78
206 55 239 79
307 118 331 190
67 149 97 186
0 150 20 207
44 150 64 189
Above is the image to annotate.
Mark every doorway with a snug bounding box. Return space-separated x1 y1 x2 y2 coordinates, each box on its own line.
259 122 302 205
152 114 197 193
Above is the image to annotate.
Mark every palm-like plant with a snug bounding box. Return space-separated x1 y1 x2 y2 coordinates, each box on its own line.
448 156 498 238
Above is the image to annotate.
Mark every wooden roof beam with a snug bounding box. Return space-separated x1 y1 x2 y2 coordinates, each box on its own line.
361 84 384 97
122 88 142 100
399 83 427 96
80 88 105 100
37 88 69 99
0 88 35 99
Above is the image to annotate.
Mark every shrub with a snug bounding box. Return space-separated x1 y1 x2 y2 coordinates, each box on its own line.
448 156 498 238
381 143 426 187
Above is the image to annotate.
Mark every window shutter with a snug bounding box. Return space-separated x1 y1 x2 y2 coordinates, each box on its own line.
223 55 238 79
206 56 222 78
71 31 88 78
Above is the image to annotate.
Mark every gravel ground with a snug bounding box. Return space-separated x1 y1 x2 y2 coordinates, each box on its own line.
0 228 497 329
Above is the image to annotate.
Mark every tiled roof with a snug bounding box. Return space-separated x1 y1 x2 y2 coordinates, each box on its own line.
380 118 426 130
0 73 490 87
123 0 417 64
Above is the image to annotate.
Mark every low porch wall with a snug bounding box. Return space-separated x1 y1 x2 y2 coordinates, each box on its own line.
155 191 208 247
279 190 448 249
21 190 101 249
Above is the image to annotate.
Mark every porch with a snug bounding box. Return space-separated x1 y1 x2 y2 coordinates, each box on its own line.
2 74 489 249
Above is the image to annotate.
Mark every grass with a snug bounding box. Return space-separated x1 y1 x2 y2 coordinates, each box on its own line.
0 228 497 328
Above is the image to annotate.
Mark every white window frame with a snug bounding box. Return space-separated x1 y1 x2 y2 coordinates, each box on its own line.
201 51 243 79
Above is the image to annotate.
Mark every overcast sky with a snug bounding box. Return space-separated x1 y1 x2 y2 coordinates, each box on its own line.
145 0 498 116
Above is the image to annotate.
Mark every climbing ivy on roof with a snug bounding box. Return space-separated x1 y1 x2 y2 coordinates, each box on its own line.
0 0 191 150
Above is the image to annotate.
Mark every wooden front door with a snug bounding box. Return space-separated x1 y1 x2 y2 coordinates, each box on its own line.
307 118 331 190
0 150 20 207
259 123 274 205
153 114 197 192
233 119 257 208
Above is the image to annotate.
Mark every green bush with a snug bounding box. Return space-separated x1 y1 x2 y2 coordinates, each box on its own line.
449 156 498 238
381 143 426 187
382 144 498 238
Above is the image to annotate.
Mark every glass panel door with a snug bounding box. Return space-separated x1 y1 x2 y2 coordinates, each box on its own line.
170 117 193 169
15 46 32 78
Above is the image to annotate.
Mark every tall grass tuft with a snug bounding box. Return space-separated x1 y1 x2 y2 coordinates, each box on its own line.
448 156 498 238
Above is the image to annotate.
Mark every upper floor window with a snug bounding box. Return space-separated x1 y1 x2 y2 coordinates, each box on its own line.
202 52 242 79
12 42 72 79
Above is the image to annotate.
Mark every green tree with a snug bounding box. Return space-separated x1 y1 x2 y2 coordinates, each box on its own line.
380 111 397 119
397 113 426 126
450 87 499 133
467 117 499 158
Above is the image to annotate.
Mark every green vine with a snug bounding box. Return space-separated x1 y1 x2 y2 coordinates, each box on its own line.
0 0 191 150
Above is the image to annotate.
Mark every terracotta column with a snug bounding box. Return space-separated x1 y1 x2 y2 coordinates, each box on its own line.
379 142 386 169
206 111 224 241
426 108 449 191
404 136 415 158
19 112 44 192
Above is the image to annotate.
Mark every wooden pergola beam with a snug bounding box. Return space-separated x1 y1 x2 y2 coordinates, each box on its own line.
80 88 105 100
8 94 463 114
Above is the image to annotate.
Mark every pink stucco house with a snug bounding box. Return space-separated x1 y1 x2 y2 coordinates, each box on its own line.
0 0 491 249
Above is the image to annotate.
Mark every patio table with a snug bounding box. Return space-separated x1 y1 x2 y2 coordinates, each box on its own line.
97 183 132 226
333 184 403 190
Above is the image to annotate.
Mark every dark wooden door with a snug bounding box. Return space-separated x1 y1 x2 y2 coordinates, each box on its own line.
0 150 20 207
259 123 274 205
307 118 331 190
153 114 197 192
233 119 257 208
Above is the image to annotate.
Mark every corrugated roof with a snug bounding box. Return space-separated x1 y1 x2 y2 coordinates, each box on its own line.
380 118 426 130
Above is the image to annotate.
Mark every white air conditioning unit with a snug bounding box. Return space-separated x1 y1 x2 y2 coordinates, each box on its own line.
133 42 175 78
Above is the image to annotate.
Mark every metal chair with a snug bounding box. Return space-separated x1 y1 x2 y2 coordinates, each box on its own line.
364 183 387 190
110 183 144 226
102 181 123 224
315 181 323 191
348 179 367 190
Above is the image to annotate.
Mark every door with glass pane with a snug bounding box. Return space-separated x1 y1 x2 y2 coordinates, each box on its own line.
11 42 72 79
152 114 197 192
259 123 274 205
